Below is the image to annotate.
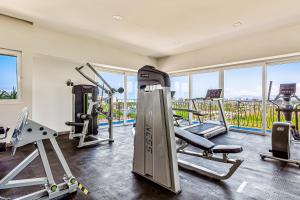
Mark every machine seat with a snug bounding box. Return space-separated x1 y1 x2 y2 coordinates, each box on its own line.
212 145 243 154
175 128 215 151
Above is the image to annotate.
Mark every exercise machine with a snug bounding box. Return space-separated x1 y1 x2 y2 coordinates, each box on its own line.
0 108 78 199
132 65 181 194
0 126 9 152
66 62 124 148
260 82 300 166
133 66 243 194
176 128 243 180
173 89 228 138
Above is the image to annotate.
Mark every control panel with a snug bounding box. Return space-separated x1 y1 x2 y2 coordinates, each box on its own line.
205 89 222 99
279 83 296 96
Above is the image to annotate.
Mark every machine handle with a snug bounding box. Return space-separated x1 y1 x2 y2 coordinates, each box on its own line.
267 81 272 101
86 63 113 91
75 64 112 95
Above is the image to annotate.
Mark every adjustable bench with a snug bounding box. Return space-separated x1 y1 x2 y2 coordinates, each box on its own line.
175 128 243 180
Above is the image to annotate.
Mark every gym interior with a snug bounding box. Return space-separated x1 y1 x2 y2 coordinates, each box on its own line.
1 1 300 199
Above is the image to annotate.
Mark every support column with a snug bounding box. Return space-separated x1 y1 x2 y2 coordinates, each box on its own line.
188 73 193 124
124 73 128 125
262 63 267 135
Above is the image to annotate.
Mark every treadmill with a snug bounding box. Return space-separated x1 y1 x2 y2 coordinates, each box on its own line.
173 89 228 139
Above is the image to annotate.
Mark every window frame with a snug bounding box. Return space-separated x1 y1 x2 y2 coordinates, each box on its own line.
0 48 22 103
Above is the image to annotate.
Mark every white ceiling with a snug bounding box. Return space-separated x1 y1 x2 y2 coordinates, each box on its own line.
1 0 300 58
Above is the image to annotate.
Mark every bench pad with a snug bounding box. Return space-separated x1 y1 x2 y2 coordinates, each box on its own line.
212 145 243 154
175 128 215 151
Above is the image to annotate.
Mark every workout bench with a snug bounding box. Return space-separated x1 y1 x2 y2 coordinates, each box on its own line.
175 128 243 180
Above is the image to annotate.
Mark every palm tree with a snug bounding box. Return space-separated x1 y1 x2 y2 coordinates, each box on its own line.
0 87 18 99
0 90 7 99
4 87 18 99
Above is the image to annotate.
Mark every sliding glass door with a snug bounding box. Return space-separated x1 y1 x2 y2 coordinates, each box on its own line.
171 75 189 120
97 71 125 125
191 71 219 98
126 74 137 123
191 71 219 122
224 66 263 132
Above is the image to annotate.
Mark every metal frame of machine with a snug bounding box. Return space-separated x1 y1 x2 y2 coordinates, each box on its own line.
133 66 243 194
0 108 78 199
175 128 243 180
132 65 181 194
260 82 300 167
66 63 123 148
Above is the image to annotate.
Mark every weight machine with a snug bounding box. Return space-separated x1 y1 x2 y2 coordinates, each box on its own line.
66 63 124 148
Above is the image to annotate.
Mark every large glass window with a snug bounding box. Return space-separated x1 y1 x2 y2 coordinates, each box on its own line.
224 67 262 101
171 76 189 100
191 71 219 98
97 71 125 124
267 61 300 129
126 75 137 122
0 54 18 100
267 61 300 97
100 71 125 100
191 71 220 122
224 66 263 131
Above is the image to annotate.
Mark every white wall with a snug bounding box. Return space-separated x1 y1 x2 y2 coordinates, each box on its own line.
158 23 300 72
32 55 93 131
0 15 156 135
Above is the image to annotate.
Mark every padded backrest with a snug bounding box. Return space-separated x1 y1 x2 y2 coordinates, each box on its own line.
174 128 215 151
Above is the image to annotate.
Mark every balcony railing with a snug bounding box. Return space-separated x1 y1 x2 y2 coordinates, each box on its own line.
173 99 300 134
98 97 300 132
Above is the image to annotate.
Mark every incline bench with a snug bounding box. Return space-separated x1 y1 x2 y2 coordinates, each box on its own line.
175 128 243 180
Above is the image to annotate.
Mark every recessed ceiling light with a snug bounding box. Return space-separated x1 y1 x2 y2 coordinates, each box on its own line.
233 21 242 27
112 15 122 21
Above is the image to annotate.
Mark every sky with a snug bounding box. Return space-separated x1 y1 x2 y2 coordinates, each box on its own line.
0 55 17 92
170 61 300 100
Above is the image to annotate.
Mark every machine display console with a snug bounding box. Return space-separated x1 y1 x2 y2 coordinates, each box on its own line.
279 83 296 96
205 89 222 99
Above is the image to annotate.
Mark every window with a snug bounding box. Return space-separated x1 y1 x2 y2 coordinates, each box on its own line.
224 66 262 100
99 71 125 100
224 66 263 130
267 61 300 129
127 75 137 100
126 75 137 122
171 76 189 100
191 71 219 98
0 53 19 100
97 71 125 124
267 61 300 97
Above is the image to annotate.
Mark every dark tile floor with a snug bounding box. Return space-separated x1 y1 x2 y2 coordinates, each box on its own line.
1 126 300 200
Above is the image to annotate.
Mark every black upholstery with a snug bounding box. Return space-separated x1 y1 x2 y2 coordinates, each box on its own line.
175 128 243 154
175 128 215 151
65 122 84 127
212 145 243 154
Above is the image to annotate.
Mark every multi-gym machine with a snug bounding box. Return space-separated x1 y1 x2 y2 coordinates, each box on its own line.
0 126 9 152
66 63 124 148
260 82 300 166
132 66 243 194
0 108 79 199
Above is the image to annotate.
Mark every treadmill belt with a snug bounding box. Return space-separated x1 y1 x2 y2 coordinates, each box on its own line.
185 123 219 135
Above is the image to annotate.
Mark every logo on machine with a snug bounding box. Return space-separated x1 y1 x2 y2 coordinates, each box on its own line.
276 127 285 132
